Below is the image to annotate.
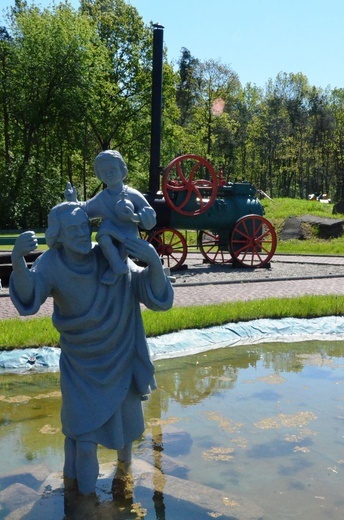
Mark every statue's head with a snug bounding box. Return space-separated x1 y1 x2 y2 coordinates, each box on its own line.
45 202 92 256
93 150 128 185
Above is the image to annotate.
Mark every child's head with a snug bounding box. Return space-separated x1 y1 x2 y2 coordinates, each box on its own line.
94 150 128 185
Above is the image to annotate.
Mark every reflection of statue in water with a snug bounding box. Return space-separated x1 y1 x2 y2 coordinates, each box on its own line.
9 202 173 504
155 358 239 407
65 149 156 284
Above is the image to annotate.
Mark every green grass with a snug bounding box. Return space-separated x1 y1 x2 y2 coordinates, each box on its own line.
0 317 59 349
261 197 336 220
261 197 344 255
276 238 344 255
2 294 344 350
142 294 344 336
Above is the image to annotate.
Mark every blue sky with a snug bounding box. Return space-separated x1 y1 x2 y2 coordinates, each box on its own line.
1 0 344 90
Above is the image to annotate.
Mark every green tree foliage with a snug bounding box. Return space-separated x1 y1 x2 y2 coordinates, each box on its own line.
176 62 344 201
1 3 101 226
330 88 344 201
0 0 179 227
79 0 152 151
176 47 199 126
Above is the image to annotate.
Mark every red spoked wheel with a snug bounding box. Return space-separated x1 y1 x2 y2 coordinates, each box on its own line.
230 215 277 267
148 228 187 271
199 230 232 264
162 154 218 216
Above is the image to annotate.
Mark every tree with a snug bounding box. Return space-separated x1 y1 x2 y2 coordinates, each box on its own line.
176 47 199 126
0 3 101 227
0 0 180 226
306 87 335 198
330 88 344 201
0 26 12 167
232 84 264 185
79 0 153 150
183 58 241 168
78 0 181 192
246 73 311 198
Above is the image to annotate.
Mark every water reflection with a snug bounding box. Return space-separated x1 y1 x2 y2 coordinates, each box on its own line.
1 340 344 518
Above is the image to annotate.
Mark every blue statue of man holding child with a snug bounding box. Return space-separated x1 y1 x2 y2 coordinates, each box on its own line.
9 150 174 506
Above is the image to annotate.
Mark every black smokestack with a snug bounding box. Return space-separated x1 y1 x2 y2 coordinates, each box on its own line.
149 23 164 196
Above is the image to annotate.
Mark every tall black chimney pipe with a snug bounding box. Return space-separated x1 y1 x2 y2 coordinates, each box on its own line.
149 23 164 196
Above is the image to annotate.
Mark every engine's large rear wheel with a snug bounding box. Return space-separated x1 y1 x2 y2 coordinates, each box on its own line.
230 215 277 267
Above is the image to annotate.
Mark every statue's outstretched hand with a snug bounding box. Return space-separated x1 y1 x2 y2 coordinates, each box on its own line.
11 231 37 303
64 182 78 202
12 231 38 259
12 231 38 262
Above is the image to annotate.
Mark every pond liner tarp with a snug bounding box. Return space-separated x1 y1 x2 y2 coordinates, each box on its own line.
1 316 344 373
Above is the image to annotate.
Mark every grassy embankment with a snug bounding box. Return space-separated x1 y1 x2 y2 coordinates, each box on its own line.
1 197 344 350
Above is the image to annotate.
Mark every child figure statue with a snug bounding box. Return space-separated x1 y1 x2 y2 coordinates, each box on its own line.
65 150 156 284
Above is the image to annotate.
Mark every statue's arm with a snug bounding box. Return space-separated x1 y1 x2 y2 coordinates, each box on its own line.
137 206 156 230
127 190 157 230
11 231 38 304
125 238 167 301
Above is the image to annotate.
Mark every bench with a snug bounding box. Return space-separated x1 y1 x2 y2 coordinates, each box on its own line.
0 236 46 246
0 229 47 248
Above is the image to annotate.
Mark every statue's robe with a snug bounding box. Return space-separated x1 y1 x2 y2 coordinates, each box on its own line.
10 246 173 446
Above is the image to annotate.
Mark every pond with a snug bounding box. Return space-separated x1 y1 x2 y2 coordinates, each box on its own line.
1 339 344 519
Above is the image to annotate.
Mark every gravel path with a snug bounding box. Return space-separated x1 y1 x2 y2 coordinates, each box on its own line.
172 253 344 286
2 254 344 319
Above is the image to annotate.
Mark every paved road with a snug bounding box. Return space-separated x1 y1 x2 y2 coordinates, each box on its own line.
2 255 344 320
